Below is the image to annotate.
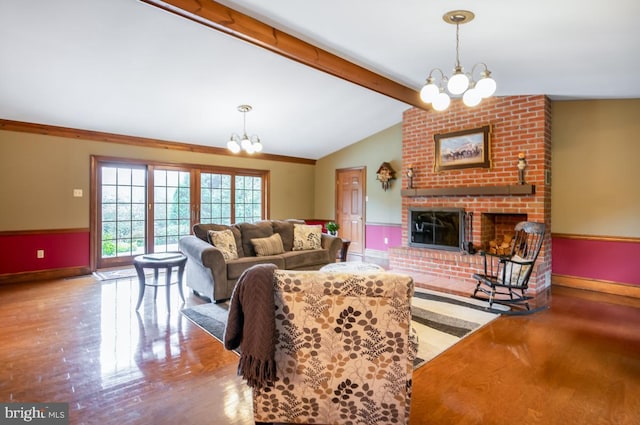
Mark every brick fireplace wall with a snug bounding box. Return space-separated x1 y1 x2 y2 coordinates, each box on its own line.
389 95 552 294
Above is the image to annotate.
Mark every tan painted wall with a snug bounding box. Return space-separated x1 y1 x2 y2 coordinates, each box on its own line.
551 99 640 237
0 130 315 231
4 98 637 238
314 123 403 224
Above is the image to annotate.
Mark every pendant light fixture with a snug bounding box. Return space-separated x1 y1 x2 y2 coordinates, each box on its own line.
227 104 262 154
420 10 497 111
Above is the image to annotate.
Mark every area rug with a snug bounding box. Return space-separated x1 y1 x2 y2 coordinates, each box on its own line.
182 287 504 369
410 288 506 367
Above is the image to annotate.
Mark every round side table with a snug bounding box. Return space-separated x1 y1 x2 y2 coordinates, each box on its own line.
133 253 187 311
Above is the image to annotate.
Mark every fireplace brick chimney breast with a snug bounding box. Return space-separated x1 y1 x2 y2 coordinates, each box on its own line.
389 95 552 294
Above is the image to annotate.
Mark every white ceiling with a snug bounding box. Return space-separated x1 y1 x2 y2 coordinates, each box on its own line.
1 0 639 160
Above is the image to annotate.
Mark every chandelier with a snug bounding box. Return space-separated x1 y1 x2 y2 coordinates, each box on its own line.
227 104 263 154
420 10 496 111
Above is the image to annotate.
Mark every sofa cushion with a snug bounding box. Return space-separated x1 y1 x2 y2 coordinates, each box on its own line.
280 249 330 269
226 256 285 280
208 229 239 261
271 220 295 252
193 223 244 257
251 233 285 257
292 224 322 251
238 221 274 257
193 223 224 241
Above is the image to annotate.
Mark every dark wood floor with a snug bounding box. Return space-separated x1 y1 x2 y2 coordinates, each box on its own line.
1 271 639 424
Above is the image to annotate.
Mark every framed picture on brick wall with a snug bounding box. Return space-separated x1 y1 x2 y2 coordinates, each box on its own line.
434 125 491 172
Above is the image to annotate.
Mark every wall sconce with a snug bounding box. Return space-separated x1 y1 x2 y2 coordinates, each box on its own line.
376 162 396 191
406 164 414 189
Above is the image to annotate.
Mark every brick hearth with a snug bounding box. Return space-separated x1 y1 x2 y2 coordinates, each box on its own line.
389 95 552 294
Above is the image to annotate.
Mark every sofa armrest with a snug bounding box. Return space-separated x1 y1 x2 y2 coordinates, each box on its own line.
179 235 226 267
321 234 342 261
179 235 230 301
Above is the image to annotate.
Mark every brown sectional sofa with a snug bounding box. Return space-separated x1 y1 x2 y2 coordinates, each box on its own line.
178 220 342 302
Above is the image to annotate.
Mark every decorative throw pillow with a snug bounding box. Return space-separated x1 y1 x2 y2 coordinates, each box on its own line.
251 233 285 257
292 224 322 251
502 255 530 286
208 229 239 261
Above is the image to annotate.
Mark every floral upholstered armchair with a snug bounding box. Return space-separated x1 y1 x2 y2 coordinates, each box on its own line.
253 269 417 425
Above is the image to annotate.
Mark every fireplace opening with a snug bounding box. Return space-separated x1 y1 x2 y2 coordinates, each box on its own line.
409 208 465 251
480 212 528 252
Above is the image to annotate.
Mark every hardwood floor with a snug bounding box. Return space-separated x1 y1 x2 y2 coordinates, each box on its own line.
0 273 639 424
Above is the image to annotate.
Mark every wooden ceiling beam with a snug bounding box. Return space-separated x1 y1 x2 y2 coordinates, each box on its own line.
139 0 425 109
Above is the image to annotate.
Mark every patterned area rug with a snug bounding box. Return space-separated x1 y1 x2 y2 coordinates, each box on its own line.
410 288 506 367
182 287 504 369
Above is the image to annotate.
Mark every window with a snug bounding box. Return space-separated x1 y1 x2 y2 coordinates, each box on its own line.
199 171 267 225
200 173 232 225
100 165 146 260
92 157 268 268
153 169 191 253
235 175 263 223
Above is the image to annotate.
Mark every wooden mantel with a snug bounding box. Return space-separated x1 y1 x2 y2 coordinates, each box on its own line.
401 184 535 197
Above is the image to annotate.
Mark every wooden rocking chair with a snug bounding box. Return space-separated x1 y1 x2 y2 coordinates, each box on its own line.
472 221 545 313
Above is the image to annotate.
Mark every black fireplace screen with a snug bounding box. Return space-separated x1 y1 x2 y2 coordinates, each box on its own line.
409 208 465 251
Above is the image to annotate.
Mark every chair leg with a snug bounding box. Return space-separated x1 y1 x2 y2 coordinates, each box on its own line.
521 289 530 310
488 285 496 308
508 288 531 310
473 281 481 296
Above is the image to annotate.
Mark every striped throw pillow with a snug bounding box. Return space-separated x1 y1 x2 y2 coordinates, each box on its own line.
251 233 285 256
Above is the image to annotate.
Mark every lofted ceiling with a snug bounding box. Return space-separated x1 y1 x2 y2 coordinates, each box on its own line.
1 0 639 160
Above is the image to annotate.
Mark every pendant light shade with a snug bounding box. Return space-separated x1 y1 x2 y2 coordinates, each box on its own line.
447 67 469 95
420 77 440 103
432 91 451 111
475 71 497 98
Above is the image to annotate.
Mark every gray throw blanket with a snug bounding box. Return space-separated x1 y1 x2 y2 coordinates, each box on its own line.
223 263 277 388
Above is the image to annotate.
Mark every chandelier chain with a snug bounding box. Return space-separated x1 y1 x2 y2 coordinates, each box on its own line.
242 109 247 136
455 22 461 68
